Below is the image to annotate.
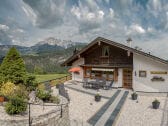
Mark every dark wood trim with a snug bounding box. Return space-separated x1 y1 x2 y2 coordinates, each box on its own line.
122 68 133 89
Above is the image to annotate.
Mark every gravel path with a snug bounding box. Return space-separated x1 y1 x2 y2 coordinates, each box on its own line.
67 88 108 125
115 94 168 126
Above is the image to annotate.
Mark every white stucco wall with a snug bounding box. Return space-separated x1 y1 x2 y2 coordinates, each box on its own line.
71 58 84 81
133 53 168 92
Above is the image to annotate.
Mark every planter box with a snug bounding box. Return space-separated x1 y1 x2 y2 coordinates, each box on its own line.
95 95 101 102
131 94 138 100
152 102 160 109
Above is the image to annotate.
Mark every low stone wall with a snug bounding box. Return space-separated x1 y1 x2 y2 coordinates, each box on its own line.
0 98 70 126
32 104 70 126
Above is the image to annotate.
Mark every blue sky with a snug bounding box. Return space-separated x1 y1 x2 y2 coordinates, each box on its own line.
0 0 168 59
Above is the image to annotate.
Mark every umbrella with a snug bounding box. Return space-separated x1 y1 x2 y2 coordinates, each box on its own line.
68 67 81 80
68 67 81 72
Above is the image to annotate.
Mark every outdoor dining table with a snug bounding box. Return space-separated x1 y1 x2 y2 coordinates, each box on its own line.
88 81 100 89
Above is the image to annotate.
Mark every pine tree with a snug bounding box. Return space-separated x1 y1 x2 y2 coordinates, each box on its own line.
0 47 27 84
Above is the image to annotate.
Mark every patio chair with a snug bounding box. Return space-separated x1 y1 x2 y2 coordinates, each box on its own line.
103 80 114 90
99 78 106 88
82 78 89 88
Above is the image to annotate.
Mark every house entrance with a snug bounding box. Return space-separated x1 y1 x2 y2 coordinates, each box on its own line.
123 69 132 89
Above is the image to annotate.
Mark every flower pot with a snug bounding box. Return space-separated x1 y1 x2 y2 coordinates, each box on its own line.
152 101 160 109
95 95 101 102
0 96 4 102
131 94 138 100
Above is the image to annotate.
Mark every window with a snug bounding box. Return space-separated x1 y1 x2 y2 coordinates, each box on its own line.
139 71 147 77
102 46 109 56
85 68 91 77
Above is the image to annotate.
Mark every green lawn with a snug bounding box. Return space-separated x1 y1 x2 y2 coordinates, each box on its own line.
36 74 68 83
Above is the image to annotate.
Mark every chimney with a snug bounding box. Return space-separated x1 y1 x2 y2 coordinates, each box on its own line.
126 37 132 57
126 37 132 47
73 48 79 55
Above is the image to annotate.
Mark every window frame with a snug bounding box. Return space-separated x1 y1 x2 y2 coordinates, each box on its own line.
139 70 147 77
102 46 109 57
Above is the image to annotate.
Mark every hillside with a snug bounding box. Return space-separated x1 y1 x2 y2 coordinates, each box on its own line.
0 38 86 74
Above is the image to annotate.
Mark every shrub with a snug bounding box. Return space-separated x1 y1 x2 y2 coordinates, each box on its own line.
49 96 60 104
15 84 28 99
5 96 27 115
0 82 16 97
24 74 37 91
37 83 45 90
36 89 51 102
0 82 28 99
95 93 101 97
153 99 160 103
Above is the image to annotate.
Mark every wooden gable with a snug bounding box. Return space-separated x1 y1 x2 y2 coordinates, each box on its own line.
82 42 133 67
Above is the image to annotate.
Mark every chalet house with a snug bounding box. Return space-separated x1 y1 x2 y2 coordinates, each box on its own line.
62 37 168 92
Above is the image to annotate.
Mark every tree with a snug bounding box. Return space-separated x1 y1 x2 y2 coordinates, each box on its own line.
0 47 27 84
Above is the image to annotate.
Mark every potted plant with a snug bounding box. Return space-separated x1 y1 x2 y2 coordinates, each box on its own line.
95 93 101 102
152 99 160 109
0 93 4 103
131 92 138 100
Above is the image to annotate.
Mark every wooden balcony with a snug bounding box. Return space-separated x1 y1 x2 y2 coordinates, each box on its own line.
88 56 132 66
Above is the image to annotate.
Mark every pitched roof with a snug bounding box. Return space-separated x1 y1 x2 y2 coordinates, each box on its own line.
61 37 168 66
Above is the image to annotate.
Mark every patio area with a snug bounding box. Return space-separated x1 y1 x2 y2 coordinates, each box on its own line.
64 80 168 126
115 93 168 126
64 80 129 126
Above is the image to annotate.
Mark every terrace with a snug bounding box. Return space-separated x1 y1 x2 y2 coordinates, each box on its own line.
64 80 168 126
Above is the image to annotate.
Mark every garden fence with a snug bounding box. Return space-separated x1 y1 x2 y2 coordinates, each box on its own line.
38 74 72 87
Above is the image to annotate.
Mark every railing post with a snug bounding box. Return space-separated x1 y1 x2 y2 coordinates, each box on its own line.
60 104 63 118
28 103 31 126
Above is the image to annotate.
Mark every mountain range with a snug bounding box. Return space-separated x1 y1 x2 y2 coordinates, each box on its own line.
0 37 87 74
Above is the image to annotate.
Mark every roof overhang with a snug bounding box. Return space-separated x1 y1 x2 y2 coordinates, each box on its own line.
61 37 168 66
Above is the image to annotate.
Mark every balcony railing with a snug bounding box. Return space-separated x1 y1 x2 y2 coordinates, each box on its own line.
88 57 132 65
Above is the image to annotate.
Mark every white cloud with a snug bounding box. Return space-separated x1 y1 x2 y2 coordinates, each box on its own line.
109 8 114 18
22 5 37 25
0 24 9 31
70 1 105 33
22 0 66 28
71 6 81 19
147 27 155 32
14 28 25 33
86 12 96 20
152 0 161 10
98 10 104 19
127 24 146 35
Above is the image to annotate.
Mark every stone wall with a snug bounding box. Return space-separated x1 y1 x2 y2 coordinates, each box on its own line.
32 104 70 126
0 102 70 126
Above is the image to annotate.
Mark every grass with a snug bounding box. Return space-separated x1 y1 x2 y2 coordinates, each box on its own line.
36 74 68 83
